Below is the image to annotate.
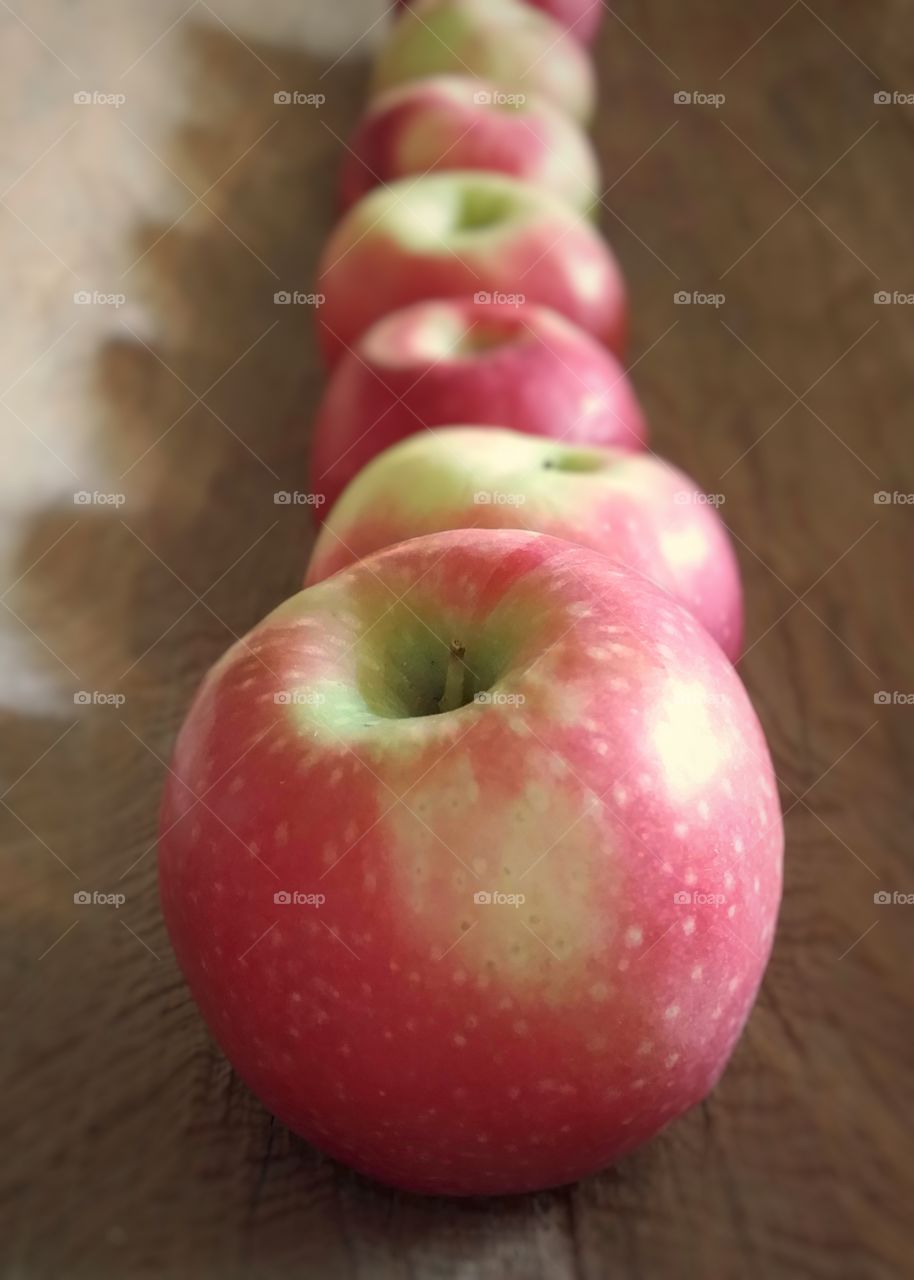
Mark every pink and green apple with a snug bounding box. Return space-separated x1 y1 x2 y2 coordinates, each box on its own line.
340 75 600 215
159 528 783 1196
396 0 604 44
526 0 603 42
307 426 743 662
315 171 627 367
376 0 596 123
309 298 645 516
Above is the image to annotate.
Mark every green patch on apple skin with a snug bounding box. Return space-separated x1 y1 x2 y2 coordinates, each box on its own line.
381 751 618 999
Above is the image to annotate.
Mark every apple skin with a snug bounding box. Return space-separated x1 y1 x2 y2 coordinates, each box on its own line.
315 171 627 368
375 0 596 123
526 0 603 42
159 528 783 1197
396 0 604 44
340 76 600 215
306 427 743 662
310 299 644 516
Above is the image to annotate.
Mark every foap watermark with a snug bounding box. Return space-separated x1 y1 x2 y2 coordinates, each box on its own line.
274 90 326 107
274 690 326 706
674 490 725 506
274 890 326 906
473 88 526 108
673 890 726 907
74 290 126 308
874 890 914 905
74 90 126 108
274 490 326 507
674 90 726 109
874 490 914 505
874 91 914 106
675 290 725 308
474 890 526 908
874 290 914 305
473 290 525 307
274 290 325 306
74 889 126 908
74 490 126 507
474 691 525 707
874 691 914 706
74 690 126 707
474 490 526 507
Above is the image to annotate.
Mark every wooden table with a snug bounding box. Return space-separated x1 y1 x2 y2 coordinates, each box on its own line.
3 2 911 1276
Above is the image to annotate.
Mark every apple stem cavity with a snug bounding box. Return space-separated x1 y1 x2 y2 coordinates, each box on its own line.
437 640 468 714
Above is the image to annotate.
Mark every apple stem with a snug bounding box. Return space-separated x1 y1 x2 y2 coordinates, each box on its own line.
438 640 467 714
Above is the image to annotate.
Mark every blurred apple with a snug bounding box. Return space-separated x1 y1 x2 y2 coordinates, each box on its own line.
396 0 604 43
340 76 600 215
310 299 644 515
307 425 743 661
316 171 626 366
375 0 596 123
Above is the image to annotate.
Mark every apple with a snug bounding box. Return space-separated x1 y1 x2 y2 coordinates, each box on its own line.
306 426 742 661
340 76 600 215
310 298 645 517
159 528 783 1196
315 171 627 368
375 0 596 123
395 0 604 44
526 0 603 42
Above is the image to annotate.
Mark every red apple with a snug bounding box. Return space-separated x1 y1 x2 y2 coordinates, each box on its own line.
159 528 783 1196
376 0 596 123
340 76 600 215
306 426 742 662
309 298 645 516
315 170 627 367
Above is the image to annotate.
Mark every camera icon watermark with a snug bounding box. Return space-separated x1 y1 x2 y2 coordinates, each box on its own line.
273 690 326 706
674 490 725 506
874 889 914 904
674 290 725 307
74 90 126 108
73 490 126 507
74 889 126 908
274 91 326 107
274 290 325 306
74 690 126 707
873 490 914 504
874 90 914 105
474 691 525 707
874 690 914 705
673 890 725 907
473 88 526 108
473 490 526 506
473 889 525 908
273 890 326 906
274 491 326 507
74 290 126 308
874 290 914 305
674 90 725 108
473 290 525 307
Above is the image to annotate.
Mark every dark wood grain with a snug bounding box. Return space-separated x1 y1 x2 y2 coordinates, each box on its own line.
2 2 912 1277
